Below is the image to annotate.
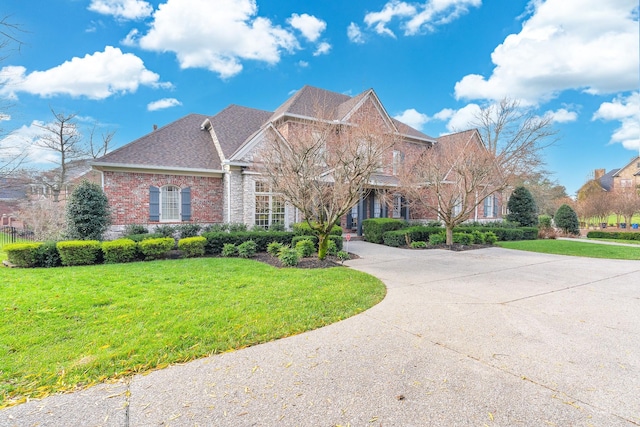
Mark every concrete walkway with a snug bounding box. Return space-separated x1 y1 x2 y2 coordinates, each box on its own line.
2 242 640 426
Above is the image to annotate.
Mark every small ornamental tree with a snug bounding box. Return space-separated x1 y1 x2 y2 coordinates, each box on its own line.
506 186 538 227
555 204 579 235
66 180 111 240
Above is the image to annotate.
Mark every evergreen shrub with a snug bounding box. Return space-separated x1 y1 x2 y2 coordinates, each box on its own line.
57 240 102 266
102 239 138 263
138 237 174 260
362 218 406 244
237 240 257 258
178 236 207 258
4 242 43 267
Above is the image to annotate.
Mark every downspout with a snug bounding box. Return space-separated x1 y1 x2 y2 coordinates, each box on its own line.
227 169 231 223
474 191 478 221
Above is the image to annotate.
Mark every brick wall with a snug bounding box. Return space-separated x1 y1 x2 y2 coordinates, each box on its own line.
103 171 223 225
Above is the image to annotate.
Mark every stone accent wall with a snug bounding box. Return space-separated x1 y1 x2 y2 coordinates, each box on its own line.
224 166 244 223
102 171 223 225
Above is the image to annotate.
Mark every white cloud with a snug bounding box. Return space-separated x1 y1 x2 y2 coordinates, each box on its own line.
313 42 332 56
455 0 639 103
394 108 430 130
147 98 182 111
121 29 139 47
593 92 640 151
88 0 153 20
0 46 168 100
0 121 61 166
347 22 365 44
298 60 309 68
363 0 480 37
364 1 416 37
544 108 578 123
288 13 326 42
434 104 481 132
0 114 10 121
137 0 299 79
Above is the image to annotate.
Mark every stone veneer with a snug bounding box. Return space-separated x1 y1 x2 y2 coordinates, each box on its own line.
102 170 223 225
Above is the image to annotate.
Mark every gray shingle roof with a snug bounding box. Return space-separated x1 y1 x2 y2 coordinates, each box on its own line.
599 168 619 191
94 86 436 171
94 114 222 171
208 105 273 159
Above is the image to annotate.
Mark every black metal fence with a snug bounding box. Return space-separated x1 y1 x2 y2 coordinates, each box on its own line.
0 226 37 246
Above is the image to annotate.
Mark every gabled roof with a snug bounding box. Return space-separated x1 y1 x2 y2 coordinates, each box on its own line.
94 114 222 172
93 86 436 172
613 156 640 177
268 85 352 122
598 168 619 191
207 105 273 160
436 129 479 146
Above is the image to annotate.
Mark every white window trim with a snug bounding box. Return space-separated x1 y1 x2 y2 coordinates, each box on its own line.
160 185 181 222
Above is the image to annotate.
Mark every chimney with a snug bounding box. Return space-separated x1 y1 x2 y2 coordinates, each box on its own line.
594 169 605 179
153 124 158 131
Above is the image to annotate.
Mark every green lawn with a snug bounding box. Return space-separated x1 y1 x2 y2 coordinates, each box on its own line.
497 239 640 260
0 257 385 408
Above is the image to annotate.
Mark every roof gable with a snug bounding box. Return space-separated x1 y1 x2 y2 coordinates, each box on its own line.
206 105 273 160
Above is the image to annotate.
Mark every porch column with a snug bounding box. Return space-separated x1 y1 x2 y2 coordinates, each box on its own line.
357 191 364 236
404 197 410 221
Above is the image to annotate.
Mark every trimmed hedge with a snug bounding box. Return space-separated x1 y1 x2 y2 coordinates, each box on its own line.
202 231 295 254
4 242 43 268
127 232 165 242
102 239 138 264
383 226 443 247
292 222 342 236
586 231 640 241
382 225 536 247
138 237 174 260
362 218 407 244
57 241 102 266
178 236 207 258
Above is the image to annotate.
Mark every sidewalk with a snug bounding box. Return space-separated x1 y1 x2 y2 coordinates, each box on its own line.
2 241 639 426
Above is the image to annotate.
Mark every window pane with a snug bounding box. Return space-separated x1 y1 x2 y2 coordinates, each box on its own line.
255 194 270 229
161 186 180 221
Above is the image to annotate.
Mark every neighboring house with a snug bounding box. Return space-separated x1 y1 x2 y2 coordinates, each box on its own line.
578 156 640 198
28 159 102 203
0 177 28 226
92 85 502 235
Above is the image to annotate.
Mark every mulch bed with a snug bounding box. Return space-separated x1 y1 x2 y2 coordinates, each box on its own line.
253 252 356 269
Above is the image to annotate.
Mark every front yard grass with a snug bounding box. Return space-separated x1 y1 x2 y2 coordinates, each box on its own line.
497 239 640 260
0 257 385 408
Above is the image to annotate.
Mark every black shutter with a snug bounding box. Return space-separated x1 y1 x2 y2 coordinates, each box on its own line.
149 186 160 221
181 187 191 221
483 197 489 218
493 195 499 218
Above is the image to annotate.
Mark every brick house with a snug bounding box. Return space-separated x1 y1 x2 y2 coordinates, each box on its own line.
92 85 502 235
579 156 640 197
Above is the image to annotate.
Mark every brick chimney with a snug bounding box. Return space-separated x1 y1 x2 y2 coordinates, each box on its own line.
594 168 605 179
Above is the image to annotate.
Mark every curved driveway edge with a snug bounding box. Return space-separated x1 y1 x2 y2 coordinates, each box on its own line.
2 241 639 426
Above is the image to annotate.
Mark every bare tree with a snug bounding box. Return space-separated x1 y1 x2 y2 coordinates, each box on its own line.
473 98 557 184
31 109 115 201
0 16 26 183
577 190 611 229
399 130 503 245
612 187 640 227
33 110 85 201
258 103 398 259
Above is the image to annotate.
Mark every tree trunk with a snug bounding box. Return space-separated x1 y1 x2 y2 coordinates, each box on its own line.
445 226 454 246
317 233 329 260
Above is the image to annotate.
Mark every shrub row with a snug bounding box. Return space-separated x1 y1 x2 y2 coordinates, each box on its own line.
202 231 295 254
5 236 179 268
292 222 343 236
382 225 536 247
362 218 407 244
586 231 640 241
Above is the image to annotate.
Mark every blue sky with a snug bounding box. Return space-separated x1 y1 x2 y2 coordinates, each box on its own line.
1 0 638 196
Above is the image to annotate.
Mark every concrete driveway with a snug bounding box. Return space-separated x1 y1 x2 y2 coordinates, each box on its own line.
2 242 639 426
